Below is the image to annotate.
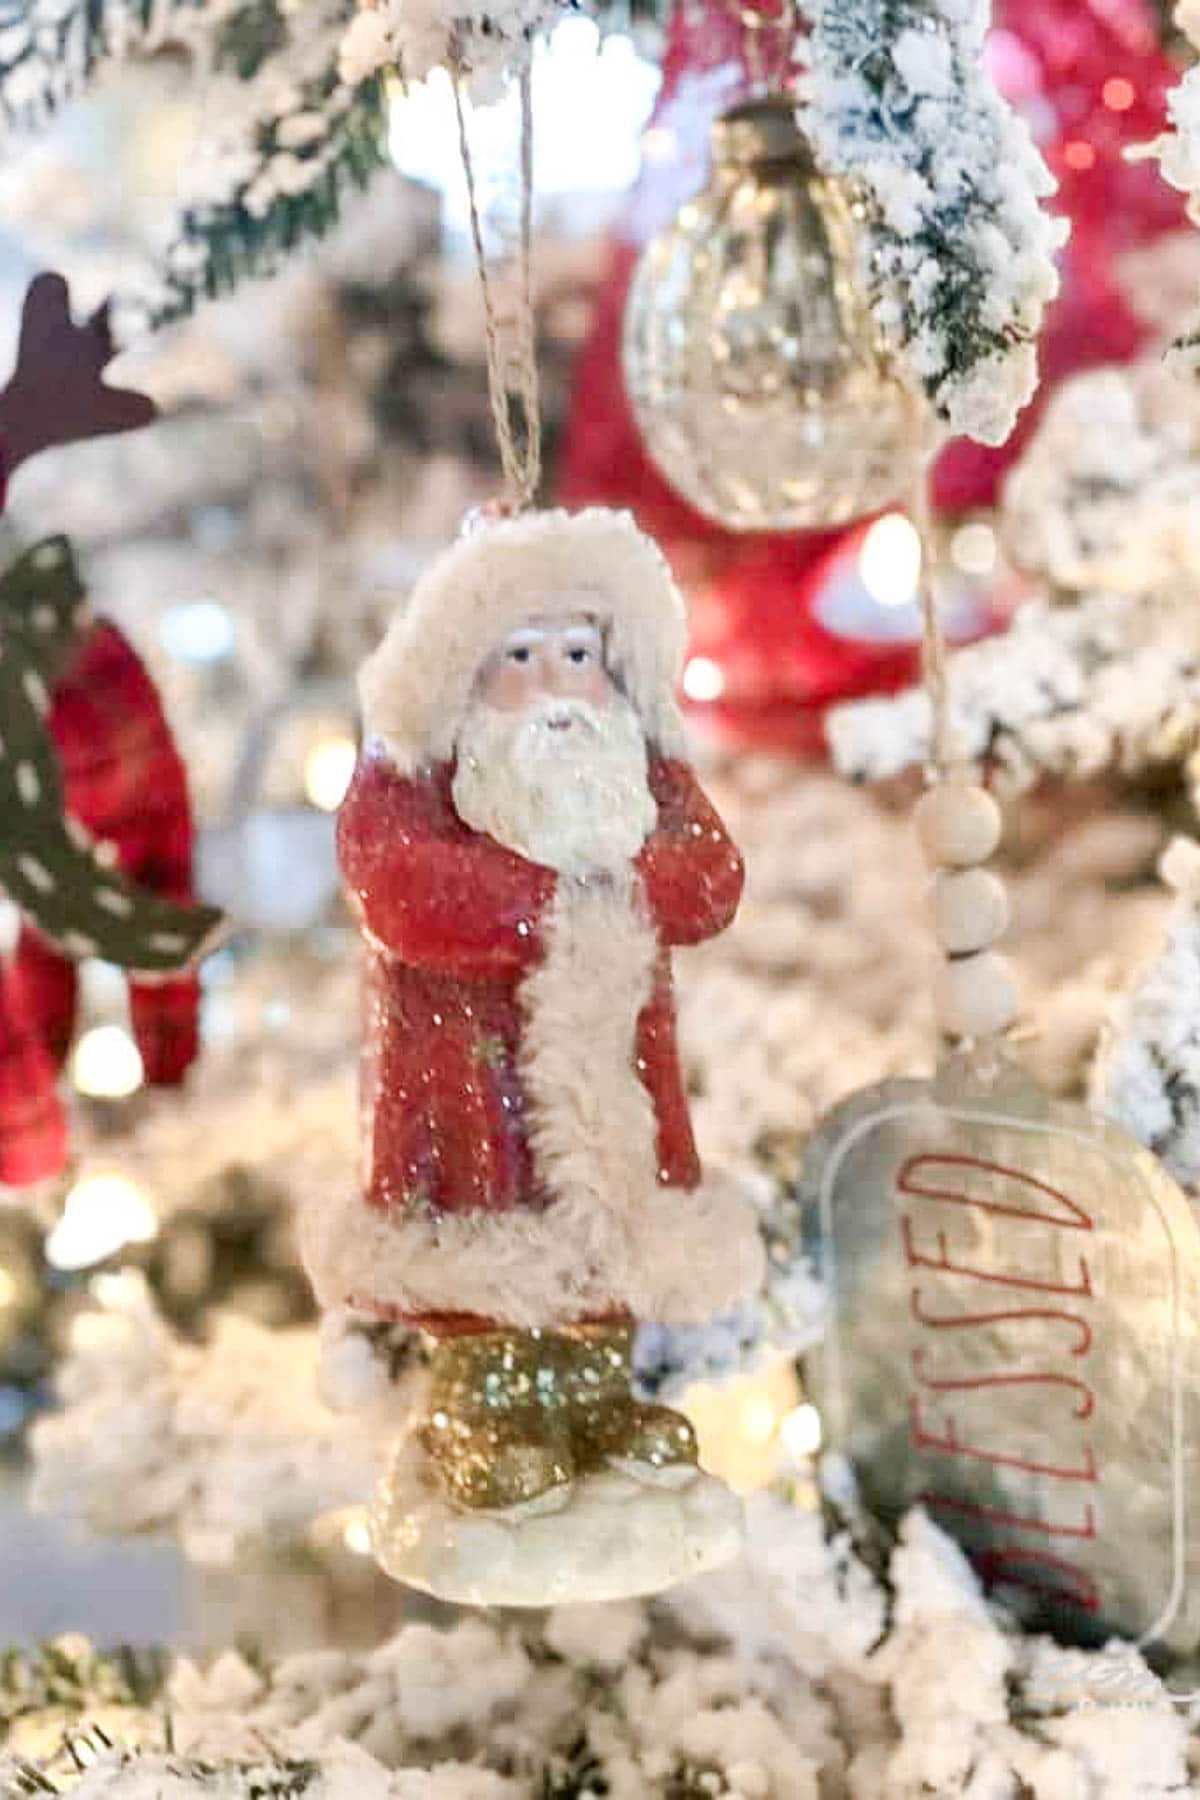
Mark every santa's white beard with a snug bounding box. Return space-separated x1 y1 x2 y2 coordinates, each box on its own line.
452 693 658 877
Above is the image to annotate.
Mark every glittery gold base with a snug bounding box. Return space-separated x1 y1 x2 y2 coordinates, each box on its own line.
419 1324 699 1512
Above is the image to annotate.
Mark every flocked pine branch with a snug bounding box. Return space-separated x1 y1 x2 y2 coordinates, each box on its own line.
826 589 1200 803
28 1273 386 1563
1093 837 1200 1192
1147 1 1200 373
999 363 1200 599
800 0 1066 445
1 1508 1189 1796
0 0 312 132
8 0 1068 360
125 37 388 330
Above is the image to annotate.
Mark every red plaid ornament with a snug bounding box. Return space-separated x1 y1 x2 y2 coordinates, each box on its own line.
0 947 68 1188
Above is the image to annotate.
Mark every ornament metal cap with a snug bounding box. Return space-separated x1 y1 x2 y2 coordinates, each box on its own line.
711 96 812 169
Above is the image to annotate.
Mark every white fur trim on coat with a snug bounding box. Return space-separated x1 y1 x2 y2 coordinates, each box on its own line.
518 876 664 1234
302 879 765 1327
359 508 689 774
301 1167 766 1330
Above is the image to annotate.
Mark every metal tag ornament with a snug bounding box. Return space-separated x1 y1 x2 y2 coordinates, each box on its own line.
800 1052 1200 1652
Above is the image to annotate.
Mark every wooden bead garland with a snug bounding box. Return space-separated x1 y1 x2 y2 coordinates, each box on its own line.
930 866 1009 956
934 949 1019 1040
918 776 1018 1043
914 781 1001 868
908 422 1017 1047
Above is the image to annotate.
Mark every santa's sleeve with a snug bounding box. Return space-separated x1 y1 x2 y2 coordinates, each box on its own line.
636 756 745 946
337 749 556 974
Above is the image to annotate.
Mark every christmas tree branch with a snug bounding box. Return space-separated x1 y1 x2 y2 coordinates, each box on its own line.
800 0 1065 444
1147 1 1200 373
28 1274 386 1562
0 0 308 131
826 589 1200 801
132 62 388 331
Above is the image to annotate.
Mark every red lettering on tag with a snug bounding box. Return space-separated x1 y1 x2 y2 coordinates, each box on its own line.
909 1290 1093 1357
912 1347 1095 1420
908 1395 1098 1483
919 1490 1097 1542
901 1214 1093 1300
898 1154 1095 1230
972 1544 1102 1613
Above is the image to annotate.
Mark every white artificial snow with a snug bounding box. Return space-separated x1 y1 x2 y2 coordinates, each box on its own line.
1094 836 1200 1185
800 0 1065 445
0 0 246 130
9 1504 1195 1796
28 1272 383 1561
828 588 1200 806
335 0 561 104
1001 363 1200 597
1146 4 1200 370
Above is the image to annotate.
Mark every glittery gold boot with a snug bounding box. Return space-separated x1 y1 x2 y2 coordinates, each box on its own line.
558 1323 699 1483
420 1330 575 1513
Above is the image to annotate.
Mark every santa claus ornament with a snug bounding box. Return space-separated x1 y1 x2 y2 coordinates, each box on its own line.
305 508 764 1603
302 67 763 1604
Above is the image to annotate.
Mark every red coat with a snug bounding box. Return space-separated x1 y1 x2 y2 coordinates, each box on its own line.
334 747 745 1327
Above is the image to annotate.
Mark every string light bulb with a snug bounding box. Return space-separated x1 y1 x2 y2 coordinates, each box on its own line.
343 1511 373 1555
682 656 726 702
780 1401 823 1461
304 736 357 812
858 512 923 609
46 1174 157 1272
71 1025 144 1099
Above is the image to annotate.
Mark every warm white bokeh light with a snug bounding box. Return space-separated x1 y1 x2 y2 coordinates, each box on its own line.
780 1401 823 1460
682 655 726 702
685 1363 802 1491
858 512 923 609
71 1024 145 1100
304 735 357 812
950 520 998 577
388 16 660 247
343 1512 373 1555
158 599 235 664
46 1174 158 1272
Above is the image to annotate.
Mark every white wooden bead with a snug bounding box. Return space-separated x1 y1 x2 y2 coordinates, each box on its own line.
931 868 1009 956
915 782 1001 869
935 950 1019 1040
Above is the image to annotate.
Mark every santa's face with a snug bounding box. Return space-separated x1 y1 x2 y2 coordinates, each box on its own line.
475 618 613 715
452 614 658 878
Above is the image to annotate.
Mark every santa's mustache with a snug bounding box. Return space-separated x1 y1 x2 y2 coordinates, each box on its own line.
517 698 604 740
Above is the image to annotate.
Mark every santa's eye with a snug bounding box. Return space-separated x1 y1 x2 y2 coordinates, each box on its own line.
567 646 591 665
508 645 533 665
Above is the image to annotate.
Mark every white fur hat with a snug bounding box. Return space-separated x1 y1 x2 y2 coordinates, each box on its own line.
359 507 689 773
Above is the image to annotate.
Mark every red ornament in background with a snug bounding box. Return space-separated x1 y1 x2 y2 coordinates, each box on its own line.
0 599 209 1188
0 955 69 1188
36 620 204 1088
558 0 1185 752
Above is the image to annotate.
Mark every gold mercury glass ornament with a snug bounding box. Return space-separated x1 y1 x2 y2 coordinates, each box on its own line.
622 96 922 532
